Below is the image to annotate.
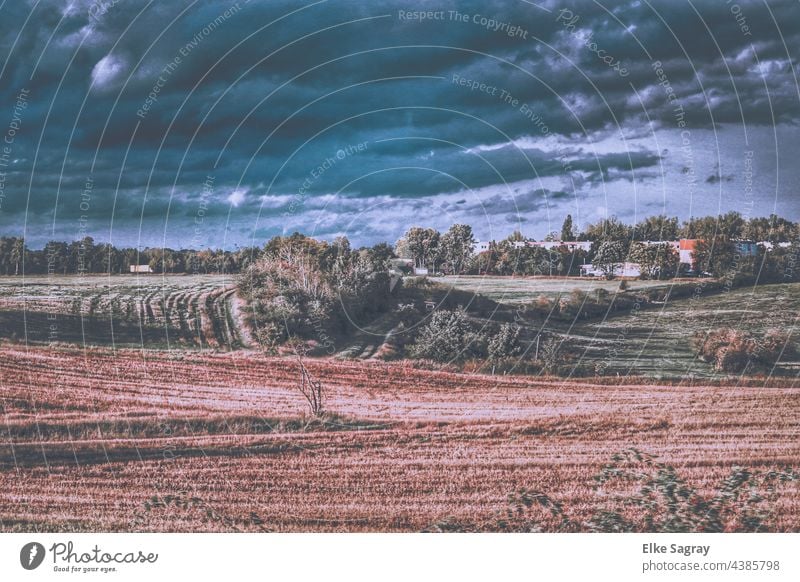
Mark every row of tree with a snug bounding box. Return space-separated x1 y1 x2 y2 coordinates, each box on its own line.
0 234 397 277
468 242 589 277
394 212 800 280
2 212 798 278
558 212 799 244
0 236 264 276
395 224 476 274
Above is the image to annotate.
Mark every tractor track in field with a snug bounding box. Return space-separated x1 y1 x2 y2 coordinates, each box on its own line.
0 276 255 350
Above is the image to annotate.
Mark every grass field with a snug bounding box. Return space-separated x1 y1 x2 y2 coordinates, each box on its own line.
564 282 800 378
436 276 800 379
1 274 798 381
437 274 671 304
0 346 798 532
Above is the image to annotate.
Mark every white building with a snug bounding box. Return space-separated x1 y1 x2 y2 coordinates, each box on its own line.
580 262 641 278
640 240 680 249
471 239 592 254
130 264 153 274
758 241 792 250
528 240 592 252
472 241 492 253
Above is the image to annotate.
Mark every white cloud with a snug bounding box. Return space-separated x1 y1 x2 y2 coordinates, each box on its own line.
750 59 790 77
227 189 247 207
91 54 127 89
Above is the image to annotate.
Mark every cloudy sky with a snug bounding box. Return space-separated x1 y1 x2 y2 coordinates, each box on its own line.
0 0 798 249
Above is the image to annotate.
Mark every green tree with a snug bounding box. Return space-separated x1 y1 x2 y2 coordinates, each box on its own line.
593 240 626 279
10 237 25 275
488 323 522 362
410 309 484 362
718 211 746 239
629 242 679 279
692 237 737 277
364 242 395 272
560 214 575 242
634 215 678 241
402 227 441 271
682 212 744 240
45 241 69 274
440 224 475 275
582 217 631 244
680 216 716 239
506 229 525 242
745 215 797 243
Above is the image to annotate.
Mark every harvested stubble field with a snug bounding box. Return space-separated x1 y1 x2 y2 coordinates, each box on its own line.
0 274 248 349
1 345 798 532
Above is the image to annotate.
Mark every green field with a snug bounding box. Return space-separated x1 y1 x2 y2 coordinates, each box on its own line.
437 275 672 304
438 275 800 379
0 274 797 380
562 282 800 378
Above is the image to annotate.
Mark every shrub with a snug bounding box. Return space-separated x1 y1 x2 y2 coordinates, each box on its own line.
496 488 579 533
535 294 551 310
556 289 587 317
587 449 800 532
760 328 796 359
487 323 522 362
594 288 610 303
238 237 393 350
409 308 485 362
538 336 566 375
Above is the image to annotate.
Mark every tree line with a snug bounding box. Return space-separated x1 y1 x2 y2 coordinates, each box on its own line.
395 212 800 281
0 236 263 276
1 211 798 281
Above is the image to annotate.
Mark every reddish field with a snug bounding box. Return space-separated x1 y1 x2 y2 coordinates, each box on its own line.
0 345 798 532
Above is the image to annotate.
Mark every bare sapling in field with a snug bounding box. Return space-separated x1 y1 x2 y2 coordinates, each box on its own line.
297 353 325 417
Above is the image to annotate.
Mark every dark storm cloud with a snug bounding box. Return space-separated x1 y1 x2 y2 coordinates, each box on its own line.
0 0 798 246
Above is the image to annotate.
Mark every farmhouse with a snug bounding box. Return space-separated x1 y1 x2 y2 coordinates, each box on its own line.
129 264 153 274
678 239 699 265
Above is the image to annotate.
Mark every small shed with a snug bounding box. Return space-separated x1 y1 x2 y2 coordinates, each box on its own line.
130 264 153 274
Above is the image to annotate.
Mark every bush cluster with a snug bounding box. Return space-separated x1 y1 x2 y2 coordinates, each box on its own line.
408 310 582 376
238 234 394 350
692 328 795 373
